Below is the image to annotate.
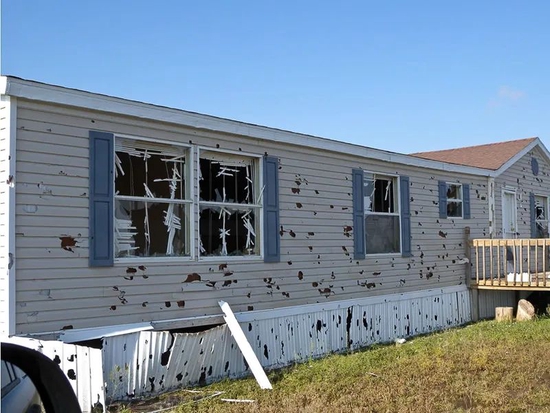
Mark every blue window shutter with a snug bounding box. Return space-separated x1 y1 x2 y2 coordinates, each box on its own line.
89 131 114 267
263 155 280 262
530 192 537 238
438 181 447 219
352 169 365 260
400 176 412 257
463 184 471 219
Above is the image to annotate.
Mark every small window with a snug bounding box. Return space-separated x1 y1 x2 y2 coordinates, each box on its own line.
114 138 191 258
446 183 463 218
198 151 261 257
364 173 400 254
535 195 549 238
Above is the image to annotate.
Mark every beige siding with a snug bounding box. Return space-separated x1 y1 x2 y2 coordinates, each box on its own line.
494 147 550 238
14 99 490 335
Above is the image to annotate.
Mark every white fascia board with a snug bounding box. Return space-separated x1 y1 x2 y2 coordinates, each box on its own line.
1 76 491 177
494 138 550 177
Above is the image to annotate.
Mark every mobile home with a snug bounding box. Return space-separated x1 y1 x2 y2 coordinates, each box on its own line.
1 76 548 401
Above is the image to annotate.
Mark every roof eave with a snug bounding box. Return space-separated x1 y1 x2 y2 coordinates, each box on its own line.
1 75 493 177
493 138 550 177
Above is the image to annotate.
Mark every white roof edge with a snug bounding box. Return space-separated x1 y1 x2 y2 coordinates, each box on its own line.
493 138 550 177
0 76 7 95
1 76 492 177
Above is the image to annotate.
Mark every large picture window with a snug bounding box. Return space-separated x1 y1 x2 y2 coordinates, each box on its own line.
89 131 279 266
114 138 191 258
364 173 400 254
198 151 261 257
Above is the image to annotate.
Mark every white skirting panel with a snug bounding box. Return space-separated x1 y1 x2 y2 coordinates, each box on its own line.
2 336 104 413
103 285 471 402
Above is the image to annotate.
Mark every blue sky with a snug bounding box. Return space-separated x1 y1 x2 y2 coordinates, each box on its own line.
2 1 549 153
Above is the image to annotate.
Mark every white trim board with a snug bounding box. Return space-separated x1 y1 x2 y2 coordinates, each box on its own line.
1 76 493 177
0 95 17 336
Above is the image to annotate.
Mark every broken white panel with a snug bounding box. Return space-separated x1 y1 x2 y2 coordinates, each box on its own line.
219 207 232 256
115 217 138 256
384 180 391 202
163 165 182 255
199 238 206 254
241 210 255 251
244 165 251 202
200 150 253 166
364 173 375 212
160 154 186 163
256 185 265 204
141 184 155 255
115 153 125 178
115 202 138 256
218 301 272 390
216 166 240 177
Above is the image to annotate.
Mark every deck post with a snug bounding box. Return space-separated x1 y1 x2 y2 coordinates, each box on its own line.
465 227 479 321
464 227 471 287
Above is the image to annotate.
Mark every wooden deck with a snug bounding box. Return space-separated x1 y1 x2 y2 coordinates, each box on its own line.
470 238 550 291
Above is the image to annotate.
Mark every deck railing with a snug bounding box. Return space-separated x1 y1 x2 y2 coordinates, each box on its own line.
471 238 550 289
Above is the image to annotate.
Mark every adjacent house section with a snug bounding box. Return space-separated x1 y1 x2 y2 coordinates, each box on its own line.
414 138 550 290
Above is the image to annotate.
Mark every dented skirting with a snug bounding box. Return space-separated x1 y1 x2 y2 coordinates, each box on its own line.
2 336 104 413
103 285 472 402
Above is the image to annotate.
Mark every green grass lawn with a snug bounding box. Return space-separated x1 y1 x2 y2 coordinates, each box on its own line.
114 318 550 413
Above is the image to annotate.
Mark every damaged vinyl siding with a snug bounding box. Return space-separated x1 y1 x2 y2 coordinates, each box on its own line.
493 147 550 239
14 99 488 336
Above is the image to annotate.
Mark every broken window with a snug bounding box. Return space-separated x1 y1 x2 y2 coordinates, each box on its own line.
114 138 190 258
364 173 400 254
199 151 261 257
535 195 549 238
446 183 463 218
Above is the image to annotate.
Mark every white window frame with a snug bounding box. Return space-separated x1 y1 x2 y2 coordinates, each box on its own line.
364 172 401 255
197 147 264 261
113 134 194 263
446 182 463 219
534 194 549 238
